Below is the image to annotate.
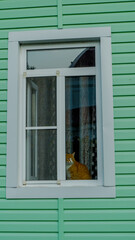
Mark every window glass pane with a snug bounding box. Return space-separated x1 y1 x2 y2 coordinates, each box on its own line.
27 47 95 69
26 77 56 127
65 76 97 180
26 130 57 181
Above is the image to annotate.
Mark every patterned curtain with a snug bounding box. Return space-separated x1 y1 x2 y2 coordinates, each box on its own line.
79 77 91 170
66 76 97 179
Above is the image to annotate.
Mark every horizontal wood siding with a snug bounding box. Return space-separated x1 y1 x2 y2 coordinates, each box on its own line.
0 0 135 239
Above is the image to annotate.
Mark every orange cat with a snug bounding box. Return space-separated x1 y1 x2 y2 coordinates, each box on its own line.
66 152 92 180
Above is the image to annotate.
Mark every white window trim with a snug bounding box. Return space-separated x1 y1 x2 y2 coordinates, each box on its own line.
7 27 115 198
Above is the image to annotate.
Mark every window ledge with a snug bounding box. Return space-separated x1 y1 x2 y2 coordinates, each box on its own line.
6 186 116 199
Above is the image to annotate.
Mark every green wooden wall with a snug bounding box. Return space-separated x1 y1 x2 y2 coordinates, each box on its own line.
0 0 135 239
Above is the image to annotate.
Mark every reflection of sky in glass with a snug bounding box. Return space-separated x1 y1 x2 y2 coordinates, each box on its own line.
27 48 95 69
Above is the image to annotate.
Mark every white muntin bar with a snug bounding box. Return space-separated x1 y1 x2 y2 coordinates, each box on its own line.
25 126 57 130
57 75 66 182
26 68 96 78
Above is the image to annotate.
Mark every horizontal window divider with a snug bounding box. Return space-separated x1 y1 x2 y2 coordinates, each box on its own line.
25 180 101 187
25 126 57 130
25 67 96 77
23 42 98 51
25 180 57 185
60 180 101 187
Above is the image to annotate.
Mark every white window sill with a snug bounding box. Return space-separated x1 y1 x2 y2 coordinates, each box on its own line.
6 186 116 199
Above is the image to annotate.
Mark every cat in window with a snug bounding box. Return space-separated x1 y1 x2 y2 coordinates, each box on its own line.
66 152 92 180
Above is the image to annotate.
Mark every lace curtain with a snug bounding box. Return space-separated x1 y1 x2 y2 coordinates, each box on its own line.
66 76 97 179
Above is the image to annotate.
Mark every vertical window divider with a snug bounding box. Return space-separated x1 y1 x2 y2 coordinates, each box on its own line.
95 42 103 186
57 74 65 183
23 77 26 184
26 79 31 181
19 47 27 186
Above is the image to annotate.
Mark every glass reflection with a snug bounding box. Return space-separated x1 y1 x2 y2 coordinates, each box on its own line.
27 47 95 69
65 76 97 180
26 77 56 127
26 130 57 181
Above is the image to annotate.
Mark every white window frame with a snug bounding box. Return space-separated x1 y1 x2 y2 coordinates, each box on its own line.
21 42 102 187
26 79 38 180
7 27 115 198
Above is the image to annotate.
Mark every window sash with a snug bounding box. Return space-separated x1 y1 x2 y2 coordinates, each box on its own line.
20 43 103 186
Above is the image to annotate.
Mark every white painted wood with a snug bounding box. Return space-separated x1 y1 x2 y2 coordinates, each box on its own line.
26 126 57 130
95 42 104 186
7 27 115 198
19 47 27 187
25 179 99 186
6 186 115 199
26 68 96 78
57 76 66 181
25 180 57 185
60 76 66 181
26 80 31 181
9 27 111 43
23 41 99 50
6 41 19 188
26 80 38 180
100 37 115 187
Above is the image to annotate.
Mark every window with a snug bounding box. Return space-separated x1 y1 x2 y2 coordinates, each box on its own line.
7 27 115 198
